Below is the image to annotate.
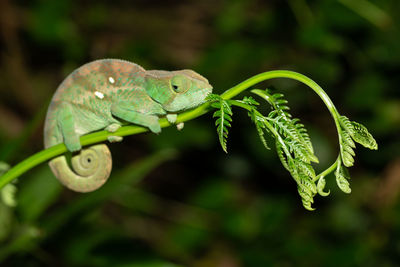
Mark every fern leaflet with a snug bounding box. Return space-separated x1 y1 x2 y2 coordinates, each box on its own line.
339 129 356 167
335 159 351 194
317 176 330 196
340 116 377 150
208 94 233 153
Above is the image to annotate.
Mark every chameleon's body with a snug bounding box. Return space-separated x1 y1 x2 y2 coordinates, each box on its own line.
44 59 212 192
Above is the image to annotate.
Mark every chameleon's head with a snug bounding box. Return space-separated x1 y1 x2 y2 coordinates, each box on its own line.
144 69 212 112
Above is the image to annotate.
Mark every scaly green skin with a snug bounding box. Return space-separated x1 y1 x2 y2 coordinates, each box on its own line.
44 59 212 192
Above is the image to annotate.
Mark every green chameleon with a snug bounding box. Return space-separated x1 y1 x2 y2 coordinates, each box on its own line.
44 59 212 192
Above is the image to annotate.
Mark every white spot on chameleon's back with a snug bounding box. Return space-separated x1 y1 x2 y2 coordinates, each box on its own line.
108 77 115 84
95 91 104 99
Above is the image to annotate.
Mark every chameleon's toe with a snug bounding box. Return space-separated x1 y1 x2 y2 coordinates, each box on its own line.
105 123 121 133
176 122 184 130
108 136 123 143
166 114 177 124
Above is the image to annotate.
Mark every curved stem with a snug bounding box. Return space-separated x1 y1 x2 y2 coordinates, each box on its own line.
314 156 340 182
224 70 344 181
222 70 342 134
0 70 342 189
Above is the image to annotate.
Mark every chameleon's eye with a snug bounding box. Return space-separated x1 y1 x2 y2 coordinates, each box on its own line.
170 75 190 93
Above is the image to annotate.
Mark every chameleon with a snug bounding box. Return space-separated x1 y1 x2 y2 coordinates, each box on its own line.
44 59 212 192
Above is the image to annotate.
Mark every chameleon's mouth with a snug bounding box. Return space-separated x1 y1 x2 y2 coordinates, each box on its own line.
163 85 213 112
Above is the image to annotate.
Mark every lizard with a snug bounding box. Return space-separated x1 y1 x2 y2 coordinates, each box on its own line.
44 59 212 192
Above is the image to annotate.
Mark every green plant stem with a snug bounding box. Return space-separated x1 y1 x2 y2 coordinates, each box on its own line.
222 70 341 126
0 70 342 189
314 156 340 182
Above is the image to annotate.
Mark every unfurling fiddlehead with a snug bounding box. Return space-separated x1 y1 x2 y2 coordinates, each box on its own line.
207 71 377 210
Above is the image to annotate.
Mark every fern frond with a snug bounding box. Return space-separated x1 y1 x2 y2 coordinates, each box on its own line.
252 113 270 150
210 96 233 153
298 186 315 211
206 93 221 102
272 115 318 163
339 116 355 135
335 159 351 194
275 140 290 171
255 123 269 150
294 159 316 180
286 153 318 207
339 129 356 167
241 96 259 106
338 115 377 167
252 89 320 209
317 176 330 196
351 121 377 150
257 89 316 163
339 115 378 150
292 118 314 154
270 92 290 114
298 175 317 195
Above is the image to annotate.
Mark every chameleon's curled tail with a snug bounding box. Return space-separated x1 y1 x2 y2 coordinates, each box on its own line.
49 144 112 192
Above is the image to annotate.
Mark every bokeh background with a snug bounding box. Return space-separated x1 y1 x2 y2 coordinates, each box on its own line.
0 0 399 266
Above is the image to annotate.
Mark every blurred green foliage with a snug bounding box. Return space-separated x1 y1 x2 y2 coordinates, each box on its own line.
0 0 399 266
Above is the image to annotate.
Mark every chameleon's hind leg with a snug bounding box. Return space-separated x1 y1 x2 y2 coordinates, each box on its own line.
111 104 161 134
57 102 81 152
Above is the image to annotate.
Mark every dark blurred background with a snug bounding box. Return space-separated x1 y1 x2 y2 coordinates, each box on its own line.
0 0 399 266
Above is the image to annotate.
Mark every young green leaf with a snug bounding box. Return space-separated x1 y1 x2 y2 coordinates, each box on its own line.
351 121 378 150
248 109 270 150
298 186 315 211
294 159 316 180
335 160 352 194
275 140 290 171
241 96 259 106
317 176 330 196
339 115 378 150
209 95 233 153
339 129 356 167
272 115 318 163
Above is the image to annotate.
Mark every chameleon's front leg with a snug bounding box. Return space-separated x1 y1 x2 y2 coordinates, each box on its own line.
111 103 162 134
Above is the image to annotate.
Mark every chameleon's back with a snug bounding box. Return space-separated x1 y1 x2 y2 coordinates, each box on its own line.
44 59 145 148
